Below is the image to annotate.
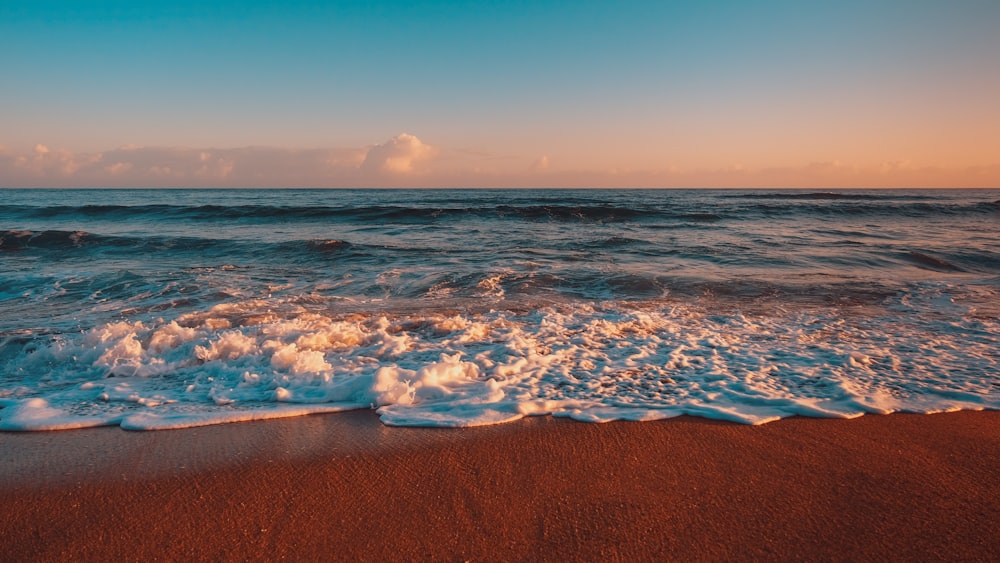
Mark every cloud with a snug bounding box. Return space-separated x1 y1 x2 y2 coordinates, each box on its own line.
1 136 997 188
360 133 436 174
0 143 371 187
0 133 442 187
7 143 100 177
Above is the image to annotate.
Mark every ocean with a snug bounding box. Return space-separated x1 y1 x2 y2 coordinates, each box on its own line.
1 188 997 430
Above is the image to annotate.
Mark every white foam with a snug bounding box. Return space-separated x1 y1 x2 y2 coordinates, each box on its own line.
1 289 997 431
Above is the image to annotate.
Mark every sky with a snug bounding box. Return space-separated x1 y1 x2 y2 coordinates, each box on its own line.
2 0 999 188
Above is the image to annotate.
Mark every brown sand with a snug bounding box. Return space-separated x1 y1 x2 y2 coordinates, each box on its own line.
1 410 998 561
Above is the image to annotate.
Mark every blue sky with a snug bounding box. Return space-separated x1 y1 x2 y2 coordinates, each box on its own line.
2 0 999 187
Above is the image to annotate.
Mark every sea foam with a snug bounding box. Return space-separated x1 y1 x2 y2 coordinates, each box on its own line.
1 289 996 431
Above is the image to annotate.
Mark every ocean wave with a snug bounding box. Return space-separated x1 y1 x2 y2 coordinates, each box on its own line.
1 229 90 250
0 228 248 254
894 249 1000 275
734 201 998 220
0 229 373 261
723 191 941 201
904 251 967 273
7 203 667 223
4 198 996 226
0 292 995 431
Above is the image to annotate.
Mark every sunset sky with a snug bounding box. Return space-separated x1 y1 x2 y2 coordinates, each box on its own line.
2 0 999 188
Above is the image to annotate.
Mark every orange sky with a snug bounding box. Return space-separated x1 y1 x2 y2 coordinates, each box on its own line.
2 1 998 188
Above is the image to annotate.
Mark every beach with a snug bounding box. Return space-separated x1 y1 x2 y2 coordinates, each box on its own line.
2 410 997 561
4 0 999 557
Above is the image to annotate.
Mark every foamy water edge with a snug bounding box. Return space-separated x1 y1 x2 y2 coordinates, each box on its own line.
2 286 996 431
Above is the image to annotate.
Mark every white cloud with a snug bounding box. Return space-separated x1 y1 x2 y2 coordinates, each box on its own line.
360 133 436 174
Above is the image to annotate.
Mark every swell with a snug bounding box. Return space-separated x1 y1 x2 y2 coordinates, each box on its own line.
1 229 91 250
0 229 366 262
4 198 996 225
4 203 665 223
1 229 230 253
734 201 999 219
897 249 1000 274
723 191 940 201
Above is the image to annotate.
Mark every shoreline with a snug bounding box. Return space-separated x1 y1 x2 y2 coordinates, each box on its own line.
2 410 998 560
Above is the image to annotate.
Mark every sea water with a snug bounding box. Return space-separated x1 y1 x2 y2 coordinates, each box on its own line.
1 188 997 430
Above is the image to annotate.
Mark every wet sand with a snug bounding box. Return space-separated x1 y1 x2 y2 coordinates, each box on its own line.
2 410 998 561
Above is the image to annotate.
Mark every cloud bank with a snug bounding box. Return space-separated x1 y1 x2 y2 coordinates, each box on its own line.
1 135 997 188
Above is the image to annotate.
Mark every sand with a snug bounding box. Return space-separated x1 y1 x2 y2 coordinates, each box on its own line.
1 410 998 561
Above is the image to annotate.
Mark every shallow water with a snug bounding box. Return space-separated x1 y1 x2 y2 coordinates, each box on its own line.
1 188 998 429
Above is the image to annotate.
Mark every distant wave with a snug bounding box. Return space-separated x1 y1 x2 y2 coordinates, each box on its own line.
723 192 939 201
8 203 665 223
0 229 498 270
733 201 999 220
0 228 227 252
5 199 996 225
